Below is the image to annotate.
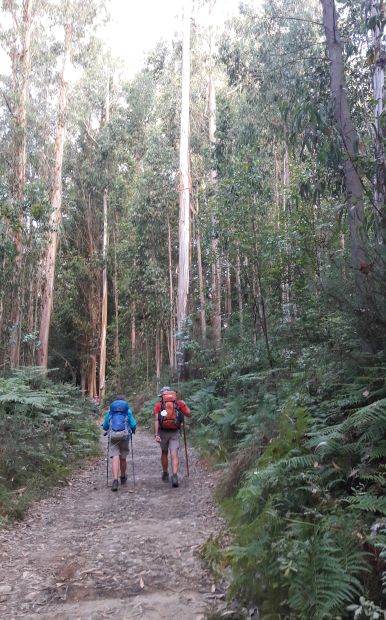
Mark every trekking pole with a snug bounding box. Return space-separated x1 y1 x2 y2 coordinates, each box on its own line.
106 433 110 487
182 420 189 477
130 433 136 490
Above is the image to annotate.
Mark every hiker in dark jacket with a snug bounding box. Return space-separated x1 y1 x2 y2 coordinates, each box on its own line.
102 395 136 492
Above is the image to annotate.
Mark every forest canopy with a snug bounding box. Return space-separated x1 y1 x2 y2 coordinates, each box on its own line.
0 0 385 617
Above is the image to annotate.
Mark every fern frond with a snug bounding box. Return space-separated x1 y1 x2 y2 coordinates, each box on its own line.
344 495 386 515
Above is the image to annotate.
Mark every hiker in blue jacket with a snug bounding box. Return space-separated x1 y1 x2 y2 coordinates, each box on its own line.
102 395 136 491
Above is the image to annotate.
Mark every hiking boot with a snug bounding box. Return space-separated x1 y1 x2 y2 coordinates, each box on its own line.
162 471 169 482
171 474 179 488
120 475 127 485
111 479 119 492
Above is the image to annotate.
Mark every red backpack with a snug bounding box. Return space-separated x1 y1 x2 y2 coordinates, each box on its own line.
158 390 183 430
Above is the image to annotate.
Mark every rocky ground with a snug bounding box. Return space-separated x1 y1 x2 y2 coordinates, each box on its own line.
0 430 229 619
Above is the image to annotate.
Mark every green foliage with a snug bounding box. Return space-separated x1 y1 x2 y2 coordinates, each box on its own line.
184 339 386 618
0 368 100 523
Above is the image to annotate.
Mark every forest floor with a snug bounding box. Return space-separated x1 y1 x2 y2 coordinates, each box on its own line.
0 430 231 619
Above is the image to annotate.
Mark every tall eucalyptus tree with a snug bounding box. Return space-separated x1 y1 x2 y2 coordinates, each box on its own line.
321 0 377 351
3 0 34 367
37 2 73 369
176 0 192 377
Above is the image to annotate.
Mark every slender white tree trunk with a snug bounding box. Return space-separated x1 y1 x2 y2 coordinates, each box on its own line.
168 220 176 369
176 0 191 377
208 1 221 352
210 83 221 353
99 76 110 403
37 14 72 368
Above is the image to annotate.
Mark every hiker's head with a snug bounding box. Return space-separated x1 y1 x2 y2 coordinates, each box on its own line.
159 386 170 396
115 394 126 401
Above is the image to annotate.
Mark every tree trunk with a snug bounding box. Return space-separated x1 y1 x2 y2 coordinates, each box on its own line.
36 14 72 368
211 240 222 350
370 0 386 245
196 219 207 342
99 188 108 401
88 354 97 399
168 220 176 369
99 77 110 403
112 220 120 365
208 5 221 352
9 0 33 368
155 329 161 393
83 191 100 396
176 0 191 378
321 0 375 350
281 144 291 321
226 259 232 318
235 244 243 332
209 85 221 349
274 146 280 231
131 302 136 362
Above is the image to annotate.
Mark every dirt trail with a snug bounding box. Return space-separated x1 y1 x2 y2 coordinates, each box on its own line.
0 430 227 619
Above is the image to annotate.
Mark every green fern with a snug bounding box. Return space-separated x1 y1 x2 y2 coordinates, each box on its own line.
288 529 365 620
343 495 386 516
0 368 99 521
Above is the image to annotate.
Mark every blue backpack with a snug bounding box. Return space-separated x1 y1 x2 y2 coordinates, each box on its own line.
110 399 129 433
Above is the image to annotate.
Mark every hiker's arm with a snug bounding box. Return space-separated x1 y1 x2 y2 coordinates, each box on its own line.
154 404 161 441
101 411 110 430
127 408 136 433
179 400 192 417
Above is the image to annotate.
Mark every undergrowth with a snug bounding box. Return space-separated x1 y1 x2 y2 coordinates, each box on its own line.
0 367 100 524
184 341 386 619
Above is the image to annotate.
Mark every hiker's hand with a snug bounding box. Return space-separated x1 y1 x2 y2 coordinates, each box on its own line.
155 434 161 443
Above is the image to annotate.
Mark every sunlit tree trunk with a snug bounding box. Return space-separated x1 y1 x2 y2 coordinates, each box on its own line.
176 0 191 378
9 0 33 367
36 14 72 368
99 76 110 403
321 0 375 351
